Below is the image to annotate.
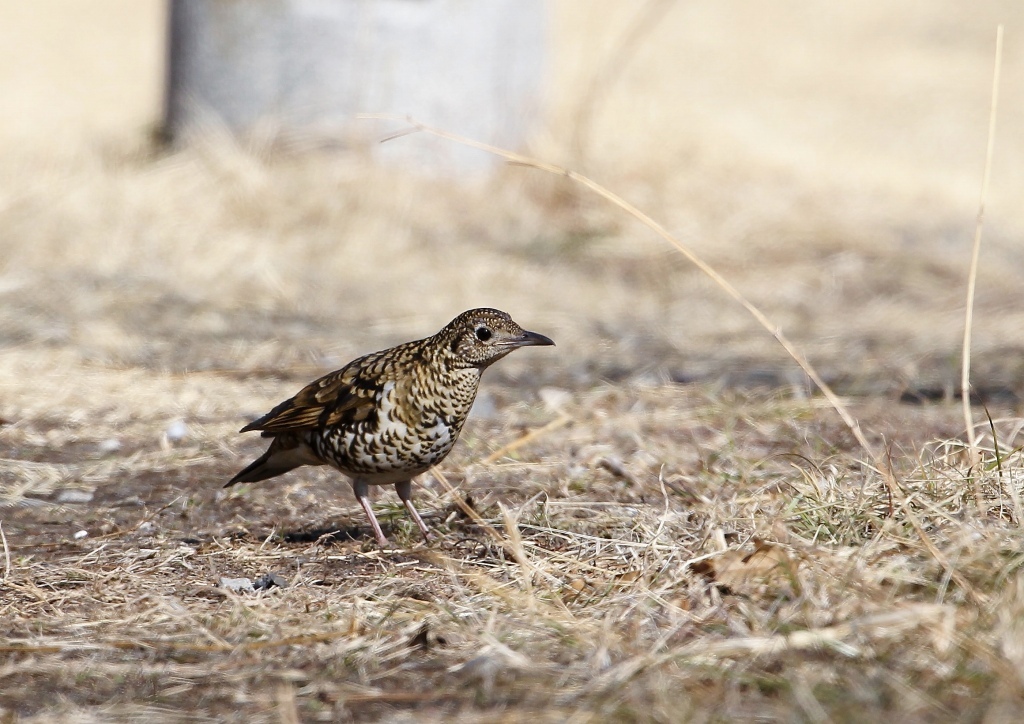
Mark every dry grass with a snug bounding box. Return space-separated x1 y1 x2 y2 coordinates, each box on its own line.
3 1 1024 721
4 383 1024 721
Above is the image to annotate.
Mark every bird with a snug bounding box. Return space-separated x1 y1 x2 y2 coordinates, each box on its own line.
227 308 555 548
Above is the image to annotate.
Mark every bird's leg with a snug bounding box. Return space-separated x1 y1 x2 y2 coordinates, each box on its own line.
395 479 431 542
352 478 389 548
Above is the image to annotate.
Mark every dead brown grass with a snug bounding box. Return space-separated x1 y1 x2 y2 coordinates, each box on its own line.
3 384 1024 721
3 1 1024 721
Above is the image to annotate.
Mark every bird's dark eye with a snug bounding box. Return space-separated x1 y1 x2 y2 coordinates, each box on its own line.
475 326 492 342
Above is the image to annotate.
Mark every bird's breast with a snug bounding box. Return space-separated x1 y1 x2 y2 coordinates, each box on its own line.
312 375 475 477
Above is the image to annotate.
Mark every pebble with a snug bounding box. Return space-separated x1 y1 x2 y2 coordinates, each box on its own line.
219 577 255 593
253 572 289 590
97 438 122 454
73 530 89 540
57 489 94 504
539 386 572 413
164 420 189 442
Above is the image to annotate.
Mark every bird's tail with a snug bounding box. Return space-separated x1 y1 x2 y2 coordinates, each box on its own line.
226 450 292 486
225 434 321 487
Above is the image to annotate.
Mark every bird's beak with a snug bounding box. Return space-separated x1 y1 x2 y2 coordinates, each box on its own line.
516 330 555 347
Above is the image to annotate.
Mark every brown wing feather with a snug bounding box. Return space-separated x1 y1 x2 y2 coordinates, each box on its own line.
240 355 384 435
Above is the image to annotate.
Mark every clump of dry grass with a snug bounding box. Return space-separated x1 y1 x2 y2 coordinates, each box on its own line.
3 372 1024 720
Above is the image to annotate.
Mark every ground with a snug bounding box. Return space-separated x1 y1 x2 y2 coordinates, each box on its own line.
3 380 1023 721
3 2 1024 722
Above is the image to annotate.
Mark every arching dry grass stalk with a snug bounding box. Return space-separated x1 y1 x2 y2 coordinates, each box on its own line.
363 113 883 472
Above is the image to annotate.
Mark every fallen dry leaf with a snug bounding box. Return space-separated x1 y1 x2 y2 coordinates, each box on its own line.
693 542 799 598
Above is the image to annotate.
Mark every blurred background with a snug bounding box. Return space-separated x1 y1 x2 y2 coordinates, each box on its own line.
2 0 1023 405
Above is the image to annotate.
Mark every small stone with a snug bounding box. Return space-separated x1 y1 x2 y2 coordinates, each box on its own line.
138 521 155 533
73 530 89 540
253 572 289 590
165 420 189 442
219 577 255 593
539 387 572 413
57 489 94 504
97 438 122 454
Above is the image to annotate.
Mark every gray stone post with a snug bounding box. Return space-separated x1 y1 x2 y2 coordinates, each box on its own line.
164 0 546 172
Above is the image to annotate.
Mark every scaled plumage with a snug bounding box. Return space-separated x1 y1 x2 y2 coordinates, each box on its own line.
227 308 554 547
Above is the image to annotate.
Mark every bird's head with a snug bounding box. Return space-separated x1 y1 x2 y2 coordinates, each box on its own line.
440 308 555 369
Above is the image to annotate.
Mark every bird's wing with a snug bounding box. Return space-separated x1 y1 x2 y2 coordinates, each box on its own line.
240 354 389 434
